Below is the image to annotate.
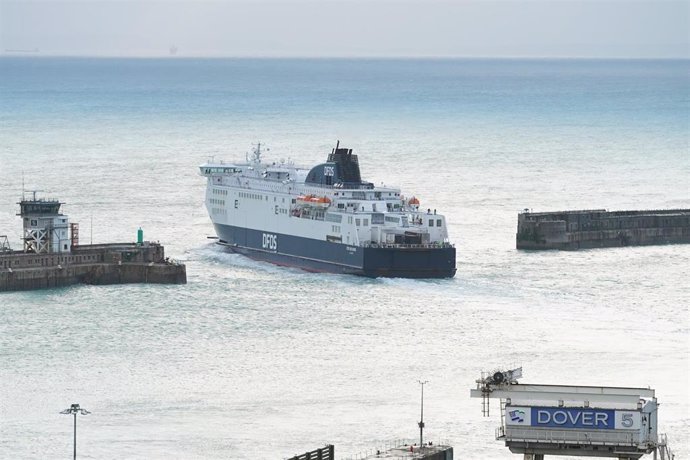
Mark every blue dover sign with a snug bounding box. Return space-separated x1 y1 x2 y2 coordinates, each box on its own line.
532 407 614 429
506 406 641 430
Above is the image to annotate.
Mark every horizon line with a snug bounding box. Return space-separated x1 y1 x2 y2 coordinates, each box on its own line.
1 53 689 60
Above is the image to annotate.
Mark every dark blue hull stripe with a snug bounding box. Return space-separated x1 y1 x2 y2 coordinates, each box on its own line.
218 242 362 270
213 223 456 278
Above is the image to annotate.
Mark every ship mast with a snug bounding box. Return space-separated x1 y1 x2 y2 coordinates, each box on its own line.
252 142 263 164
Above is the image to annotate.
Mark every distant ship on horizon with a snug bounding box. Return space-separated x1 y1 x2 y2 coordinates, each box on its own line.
4 48 40 54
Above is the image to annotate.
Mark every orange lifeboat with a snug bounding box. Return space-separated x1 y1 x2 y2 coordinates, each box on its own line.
309 196 331 207
297 195 331 207
408 196 420 206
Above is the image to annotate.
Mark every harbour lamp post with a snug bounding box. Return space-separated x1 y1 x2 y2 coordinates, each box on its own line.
60 403 90 460
418 380 428 449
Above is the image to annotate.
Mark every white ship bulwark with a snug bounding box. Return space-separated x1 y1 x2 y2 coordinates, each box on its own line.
199 142 456 278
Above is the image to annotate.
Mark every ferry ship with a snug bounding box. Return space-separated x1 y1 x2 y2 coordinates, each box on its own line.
200 142 456 278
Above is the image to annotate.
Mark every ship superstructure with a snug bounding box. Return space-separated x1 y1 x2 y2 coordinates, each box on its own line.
200 142 456 278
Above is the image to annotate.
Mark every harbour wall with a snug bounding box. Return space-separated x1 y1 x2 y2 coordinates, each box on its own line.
516 209 690 250
0 242 186 292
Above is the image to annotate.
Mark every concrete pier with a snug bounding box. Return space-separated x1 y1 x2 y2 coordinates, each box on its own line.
0 242 186 292
1 195 186 292
516 209 690 250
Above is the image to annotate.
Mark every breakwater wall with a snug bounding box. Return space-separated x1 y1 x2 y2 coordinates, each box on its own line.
516 209 690 250
0 242 186 292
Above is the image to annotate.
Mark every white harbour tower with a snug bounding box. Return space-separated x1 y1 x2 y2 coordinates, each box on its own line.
18 193 75 254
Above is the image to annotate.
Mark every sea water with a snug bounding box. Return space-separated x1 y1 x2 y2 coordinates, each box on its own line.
0 58 688 459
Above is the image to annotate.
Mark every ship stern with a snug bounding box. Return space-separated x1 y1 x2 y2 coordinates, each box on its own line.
360 245 456 278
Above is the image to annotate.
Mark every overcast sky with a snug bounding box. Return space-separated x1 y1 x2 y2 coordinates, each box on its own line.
1 0 688 58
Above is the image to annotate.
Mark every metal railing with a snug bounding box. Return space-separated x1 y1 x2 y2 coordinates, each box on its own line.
656 434 675 460
501 427 641 446
340 438 452 460
361 242 454 249
286 445 334 460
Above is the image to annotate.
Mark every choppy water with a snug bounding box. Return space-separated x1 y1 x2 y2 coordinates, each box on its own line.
0 58 688 459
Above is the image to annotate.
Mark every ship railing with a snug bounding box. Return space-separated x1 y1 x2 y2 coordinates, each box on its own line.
360 242 454 249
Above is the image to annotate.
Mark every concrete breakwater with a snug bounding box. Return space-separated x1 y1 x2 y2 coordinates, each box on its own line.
0 242 186 292
516 209 690 250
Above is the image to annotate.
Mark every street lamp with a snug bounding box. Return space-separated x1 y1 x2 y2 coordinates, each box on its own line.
418 380 429 449
60 403 90 460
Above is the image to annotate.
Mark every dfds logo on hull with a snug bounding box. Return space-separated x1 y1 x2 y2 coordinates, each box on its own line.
262 233 278 250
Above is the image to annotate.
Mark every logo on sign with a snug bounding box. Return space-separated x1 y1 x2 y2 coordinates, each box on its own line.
262 233 277 250
509 410 525 423
324 166 335 177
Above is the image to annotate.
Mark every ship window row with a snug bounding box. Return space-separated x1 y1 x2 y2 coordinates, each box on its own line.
355 218 369 227
212 207 227 215
239 192 265 200
204 167 241 174
212 189 228 196
331 225 341 233
428 219 442 227
334 192 399 198
210 199 225 205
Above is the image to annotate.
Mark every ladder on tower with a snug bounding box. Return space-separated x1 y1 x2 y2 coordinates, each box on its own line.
655 434 675 460
500 399 506 427
482 391 490 417
480 370 490 417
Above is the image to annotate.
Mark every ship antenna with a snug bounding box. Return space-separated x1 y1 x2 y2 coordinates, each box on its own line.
21 171 25 200
252 142 262 164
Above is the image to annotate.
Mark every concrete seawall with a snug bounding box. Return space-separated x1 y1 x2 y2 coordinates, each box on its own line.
0 242 186 292
516 209 690 250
